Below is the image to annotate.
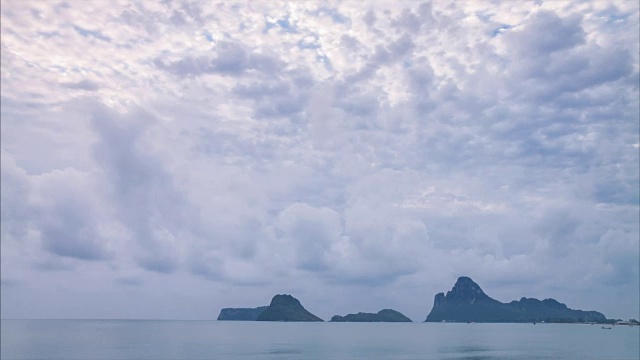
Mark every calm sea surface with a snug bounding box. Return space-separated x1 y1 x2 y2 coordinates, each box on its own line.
1 320 638 360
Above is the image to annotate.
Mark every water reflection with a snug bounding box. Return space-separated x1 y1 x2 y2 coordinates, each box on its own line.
266 348 301 355
439 344 491 353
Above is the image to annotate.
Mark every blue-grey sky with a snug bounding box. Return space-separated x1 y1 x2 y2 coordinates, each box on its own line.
1 0 638 321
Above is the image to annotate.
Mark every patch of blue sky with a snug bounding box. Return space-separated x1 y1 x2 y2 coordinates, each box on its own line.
203 30 214 43
317 54 333 71
263 15 297 34
276 17 296 33
491 24 512 37
298 35 320 50
604 12 630 24
49 64 68 73
475 11 492 23
314 7 350 24
73 25 110 42
264 20 276 33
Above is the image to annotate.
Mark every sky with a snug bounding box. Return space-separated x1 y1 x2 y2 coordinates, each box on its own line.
1 0 638 322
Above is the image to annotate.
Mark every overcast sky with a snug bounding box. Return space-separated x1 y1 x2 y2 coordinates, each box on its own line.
1 0 638 321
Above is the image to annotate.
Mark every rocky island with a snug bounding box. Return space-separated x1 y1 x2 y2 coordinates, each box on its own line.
256 294 324 322
425 276 607 323
217 306 268 321
331 309 412 322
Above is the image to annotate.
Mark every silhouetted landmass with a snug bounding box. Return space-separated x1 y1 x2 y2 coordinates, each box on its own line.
256 294 323 322
217 306 268 321
331 309 412 322
425 277 607 323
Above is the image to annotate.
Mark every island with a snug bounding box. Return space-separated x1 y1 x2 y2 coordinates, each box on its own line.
425 276 607 323
217 306 268 321
256 294 324 322
330 309 412 322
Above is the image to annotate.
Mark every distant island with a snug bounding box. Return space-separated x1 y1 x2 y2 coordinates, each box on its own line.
217 277 626 324
331 309 412 322
425 277 607 323
218 294 322 322
257 294 324 322
217 306 268 321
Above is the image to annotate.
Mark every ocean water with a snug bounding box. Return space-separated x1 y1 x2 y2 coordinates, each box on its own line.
1 320 638 360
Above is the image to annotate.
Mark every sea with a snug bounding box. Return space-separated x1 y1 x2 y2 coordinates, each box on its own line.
1 320 638 360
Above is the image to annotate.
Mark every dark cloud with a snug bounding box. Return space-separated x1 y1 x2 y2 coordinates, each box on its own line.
347 34 415 82
0 152 31 240
534 208 580 257
1 152 109 262
0 279 21 288
363 9 376 27
275 203 340 272
40 210 109 261
391 3 433 33
155 41 284 77
507 11 585 55
90 103 191 273
35 259 75 271
190 259 224 282
339 35 361 51
232 66 314 119
138 256 177 274
62 80 100 91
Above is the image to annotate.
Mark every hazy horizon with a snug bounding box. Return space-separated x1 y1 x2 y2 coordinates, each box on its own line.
1 0 639 322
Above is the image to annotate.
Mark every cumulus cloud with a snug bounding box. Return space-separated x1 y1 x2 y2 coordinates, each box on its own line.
1 0 638 320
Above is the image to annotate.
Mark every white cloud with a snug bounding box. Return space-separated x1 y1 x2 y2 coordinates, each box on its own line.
1 0 638 320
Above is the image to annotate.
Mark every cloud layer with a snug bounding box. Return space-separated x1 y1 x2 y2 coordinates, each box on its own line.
1 0 638 321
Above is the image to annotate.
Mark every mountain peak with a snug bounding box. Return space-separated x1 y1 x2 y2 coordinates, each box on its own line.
257 294 323 322
425 276 607 323
454 276 481 289
270 294 302 308
447 276 488 303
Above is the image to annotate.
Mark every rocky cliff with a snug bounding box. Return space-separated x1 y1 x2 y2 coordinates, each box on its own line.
331 309 412 322
256 294 324 322
217 306 268 321
425 277 607 323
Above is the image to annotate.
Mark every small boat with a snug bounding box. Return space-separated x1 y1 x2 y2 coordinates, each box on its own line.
601 326 612 329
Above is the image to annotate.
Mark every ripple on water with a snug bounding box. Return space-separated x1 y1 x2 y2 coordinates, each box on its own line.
266 348 302 355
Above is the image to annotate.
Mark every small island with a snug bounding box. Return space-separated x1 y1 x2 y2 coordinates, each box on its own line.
217 306 268 321
425 276 607 323
217 277 619 324
256 294 324 322
330 309 412 322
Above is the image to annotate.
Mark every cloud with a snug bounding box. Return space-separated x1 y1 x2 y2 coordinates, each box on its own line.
155 41 284 77
1 0 638 321
506 11 585 55
62 80 100 91
36 170 110 261
72 25 111 42
1 151 110 261
90 103 191 273
0 151 31 240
